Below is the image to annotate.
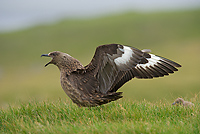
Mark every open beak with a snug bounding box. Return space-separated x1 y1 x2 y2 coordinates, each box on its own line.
41 54 49 57
41 54 51 67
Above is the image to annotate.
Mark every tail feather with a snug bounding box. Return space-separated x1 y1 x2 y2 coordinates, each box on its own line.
94 92 123 106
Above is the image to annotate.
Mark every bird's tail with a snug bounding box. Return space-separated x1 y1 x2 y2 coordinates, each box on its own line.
94 92 123 106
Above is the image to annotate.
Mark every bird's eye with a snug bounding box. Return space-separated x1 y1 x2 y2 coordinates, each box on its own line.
50 53 56 56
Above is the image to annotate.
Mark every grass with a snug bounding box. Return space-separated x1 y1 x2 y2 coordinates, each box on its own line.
0 9 200 133
1 95 199 133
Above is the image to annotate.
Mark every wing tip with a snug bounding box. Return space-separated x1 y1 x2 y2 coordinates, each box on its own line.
157 56 181 68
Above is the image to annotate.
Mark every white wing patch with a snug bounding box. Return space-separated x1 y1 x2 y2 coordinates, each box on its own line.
114 46 133 66
136 54 161 68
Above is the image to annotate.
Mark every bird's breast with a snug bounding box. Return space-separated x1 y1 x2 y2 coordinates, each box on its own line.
60 75 83 103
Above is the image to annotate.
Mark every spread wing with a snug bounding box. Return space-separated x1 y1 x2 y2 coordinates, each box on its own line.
83 44 181 94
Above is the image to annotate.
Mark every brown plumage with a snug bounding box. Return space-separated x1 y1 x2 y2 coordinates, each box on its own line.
41 44 181 107
172 98 194 107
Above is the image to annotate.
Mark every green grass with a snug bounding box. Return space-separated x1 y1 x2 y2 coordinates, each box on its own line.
0 9 200 133
1 95 199 133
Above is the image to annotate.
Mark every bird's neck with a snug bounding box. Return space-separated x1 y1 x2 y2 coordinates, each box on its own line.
57 58 84 76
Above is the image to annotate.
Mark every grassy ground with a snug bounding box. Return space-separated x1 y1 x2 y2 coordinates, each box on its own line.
0 9 200 133
0 95 199 133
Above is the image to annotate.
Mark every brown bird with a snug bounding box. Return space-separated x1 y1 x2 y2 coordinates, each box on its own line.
172 98 194 107
41 44 181 107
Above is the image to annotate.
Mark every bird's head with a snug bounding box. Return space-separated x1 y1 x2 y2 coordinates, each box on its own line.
41 51 83 74
172 98 184 105
41 51 72 67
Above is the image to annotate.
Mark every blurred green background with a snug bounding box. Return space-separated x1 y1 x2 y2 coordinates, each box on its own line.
0 9 200 108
